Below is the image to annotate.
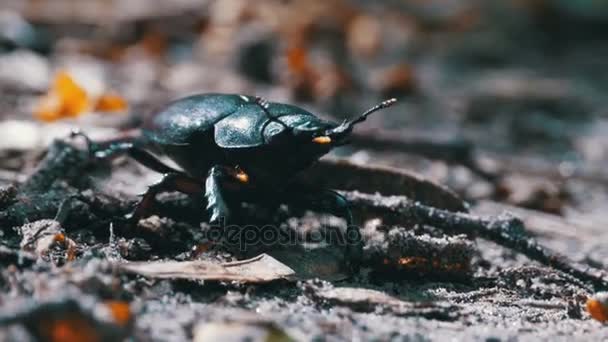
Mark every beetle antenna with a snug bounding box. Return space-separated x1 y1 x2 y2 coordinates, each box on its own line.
325 98 397 139
350 98 397 126
254 96 270 112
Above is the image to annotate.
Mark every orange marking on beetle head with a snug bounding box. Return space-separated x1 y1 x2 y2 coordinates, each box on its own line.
312 136 332 144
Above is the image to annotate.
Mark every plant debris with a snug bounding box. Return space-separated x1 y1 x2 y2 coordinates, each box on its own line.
364 225 474 281
35 71 128 122
0 296 132 342
344 191 608 290
587 292 608 323
120 253 296 284
193 317 295 342
306 284 460 321
19 219 77 264
305 158 467 211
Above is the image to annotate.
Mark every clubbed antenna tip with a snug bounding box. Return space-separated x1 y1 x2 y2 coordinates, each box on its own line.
380 98 398 108
352 98 398 126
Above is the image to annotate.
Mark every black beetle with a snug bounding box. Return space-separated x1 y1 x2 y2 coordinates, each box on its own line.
79 94 396 272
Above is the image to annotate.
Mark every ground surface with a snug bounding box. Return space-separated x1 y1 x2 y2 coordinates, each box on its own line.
1 1 608 341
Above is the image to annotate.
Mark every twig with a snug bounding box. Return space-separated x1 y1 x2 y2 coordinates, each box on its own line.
306 157 467 212
342 191 608 290
305 283 460 321
364 227 474 281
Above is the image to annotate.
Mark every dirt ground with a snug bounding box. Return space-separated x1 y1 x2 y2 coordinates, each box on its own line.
1 1 608 341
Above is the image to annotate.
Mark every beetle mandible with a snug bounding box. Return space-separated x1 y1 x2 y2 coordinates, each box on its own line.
78 94 397 272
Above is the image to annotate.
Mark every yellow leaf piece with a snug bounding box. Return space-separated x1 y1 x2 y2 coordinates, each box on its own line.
94 92 128 112
35 71 128 122
35 71 90 122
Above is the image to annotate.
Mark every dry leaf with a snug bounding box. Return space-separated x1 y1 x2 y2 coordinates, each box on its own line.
120 254 295 283
19 219 78 263
194 321 294 342
35 71 89 122
311 286 460 320
304 157 467 212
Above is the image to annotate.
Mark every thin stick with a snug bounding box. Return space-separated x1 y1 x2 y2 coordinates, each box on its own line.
342 191 608 290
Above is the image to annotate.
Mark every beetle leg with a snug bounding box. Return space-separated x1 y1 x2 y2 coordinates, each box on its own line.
97 142 181 175
95 142 181 174
129 172 203 221
69 132 181 175
205 166 233 224
284 187 363 274
70 130 134 161
126 147 182 174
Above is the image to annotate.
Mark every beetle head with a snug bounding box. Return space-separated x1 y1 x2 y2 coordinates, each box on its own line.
263 113 334 148
312 98 397 146
255 97 334 149
256 97 397 151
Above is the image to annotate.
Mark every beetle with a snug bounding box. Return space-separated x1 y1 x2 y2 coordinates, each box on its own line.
78 94 396 272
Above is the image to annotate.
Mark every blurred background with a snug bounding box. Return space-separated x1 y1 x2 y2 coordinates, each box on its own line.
1 0 608 220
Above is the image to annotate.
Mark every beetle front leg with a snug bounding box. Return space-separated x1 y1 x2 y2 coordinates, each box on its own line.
284 187 363 274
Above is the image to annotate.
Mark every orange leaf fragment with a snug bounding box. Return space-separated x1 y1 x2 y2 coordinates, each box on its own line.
587 293 608 323
53 233 66 243
35 71 128 122
35 71 89 122
104 300 132 327
40 316 100 342
94 92 128 112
